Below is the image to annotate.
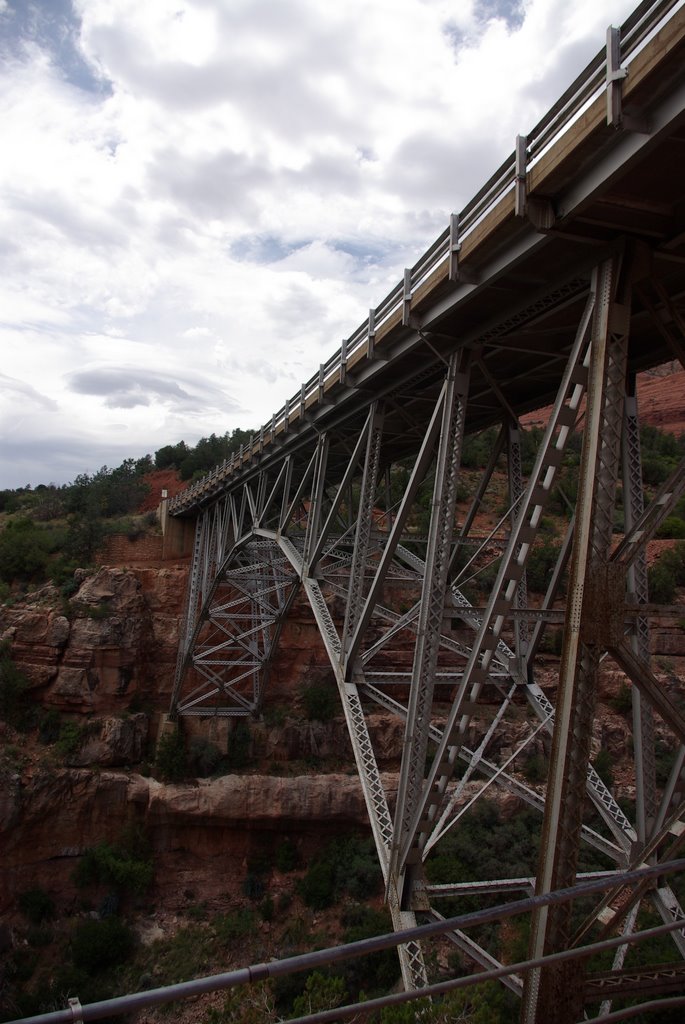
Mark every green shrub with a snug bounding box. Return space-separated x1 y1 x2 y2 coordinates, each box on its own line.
298 859 335 909
461 427 500 470
26 924 54 948
188 736 222 777
380 984 519 1024
214 908 255 946
522 752 548 784
0 518 65 584
298 836 382 910
263 704 286 726
74 833 153 895
655 740 677 788
610 683 632 715
538 627 563 656
648 542 685 604
225 718 252 770
300 681 337 722
71 916 135 974
259 895 274 922
0 642 31 729
292 971 346 1017
242 873 265 901
656 516 685 539
37 708 61 744
425 800 542 893
526 540 562 594
648 561 677 603
275 838 299 873
19 888 55 924
155 727 186 781
342 905 397 995
56 720 87 759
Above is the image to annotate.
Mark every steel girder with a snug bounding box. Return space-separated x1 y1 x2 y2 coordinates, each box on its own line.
170 250 685 1017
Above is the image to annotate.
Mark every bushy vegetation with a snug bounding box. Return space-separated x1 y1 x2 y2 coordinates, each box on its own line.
0 427 260 590
341 904 398 993
214 908 255 946
154 727 188 782
425 800 541 894
155 428 255 481
74 829 154 896
18 888 55 924
648 542 685 603
151 721 253 782
639 424 685 486
300 680 338 722
526 538 562 594
297 835 382 909
461 427 500 470
0 518 67 585
0 641 31 729
70 916 136 973
187 736 223 776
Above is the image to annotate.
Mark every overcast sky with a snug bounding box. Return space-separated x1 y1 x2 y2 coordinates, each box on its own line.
1 0 644 489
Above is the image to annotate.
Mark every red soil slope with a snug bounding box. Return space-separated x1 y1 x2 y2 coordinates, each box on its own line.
523 362 684 435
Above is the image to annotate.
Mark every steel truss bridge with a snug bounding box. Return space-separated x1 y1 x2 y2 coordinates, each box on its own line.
166 4 685 1021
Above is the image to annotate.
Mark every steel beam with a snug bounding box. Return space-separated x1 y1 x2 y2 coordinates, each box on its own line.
523 253 630 1023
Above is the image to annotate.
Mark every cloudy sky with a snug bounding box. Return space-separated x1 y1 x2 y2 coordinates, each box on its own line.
1 0 644 489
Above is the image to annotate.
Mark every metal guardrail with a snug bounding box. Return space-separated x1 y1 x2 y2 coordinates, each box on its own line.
168 0 683 516
10 860 685 1024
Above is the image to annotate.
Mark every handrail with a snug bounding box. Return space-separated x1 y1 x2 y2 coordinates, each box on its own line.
169 0 683 515
10 861 685 1024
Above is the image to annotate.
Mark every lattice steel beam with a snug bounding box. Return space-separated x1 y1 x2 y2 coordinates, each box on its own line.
523 252 630 1023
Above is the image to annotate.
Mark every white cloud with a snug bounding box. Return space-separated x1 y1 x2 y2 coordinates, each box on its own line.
0 0 643 488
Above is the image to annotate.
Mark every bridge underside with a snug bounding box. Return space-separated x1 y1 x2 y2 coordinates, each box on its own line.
168 17 685 1022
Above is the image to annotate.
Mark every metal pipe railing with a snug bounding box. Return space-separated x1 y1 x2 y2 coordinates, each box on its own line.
10 859 685 1024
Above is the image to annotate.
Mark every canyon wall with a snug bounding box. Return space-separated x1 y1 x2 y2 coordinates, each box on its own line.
1 536 683 918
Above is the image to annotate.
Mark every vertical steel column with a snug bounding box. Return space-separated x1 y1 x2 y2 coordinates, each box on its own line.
391 350 471 905
303 433 329 571
279 457 294 532
523 254 629 1024
170 510 209 714
342 404 384 672
508 421 530 668
622 386 658 842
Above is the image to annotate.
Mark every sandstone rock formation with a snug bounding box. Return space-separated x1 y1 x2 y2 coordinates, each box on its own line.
0 767 390 913
0 566 187 717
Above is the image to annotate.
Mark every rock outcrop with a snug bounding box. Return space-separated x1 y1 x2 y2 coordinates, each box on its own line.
0 768 391 912
0 566 187 716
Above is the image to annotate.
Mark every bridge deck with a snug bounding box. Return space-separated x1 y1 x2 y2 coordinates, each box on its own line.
169 2 685 518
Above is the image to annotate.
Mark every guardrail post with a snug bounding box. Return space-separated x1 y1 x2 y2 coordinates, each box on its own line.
340 337 348 385
606 26 628 128
402 269 412 326
448 213 460 282
515 134 527 217
367 308 376 358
